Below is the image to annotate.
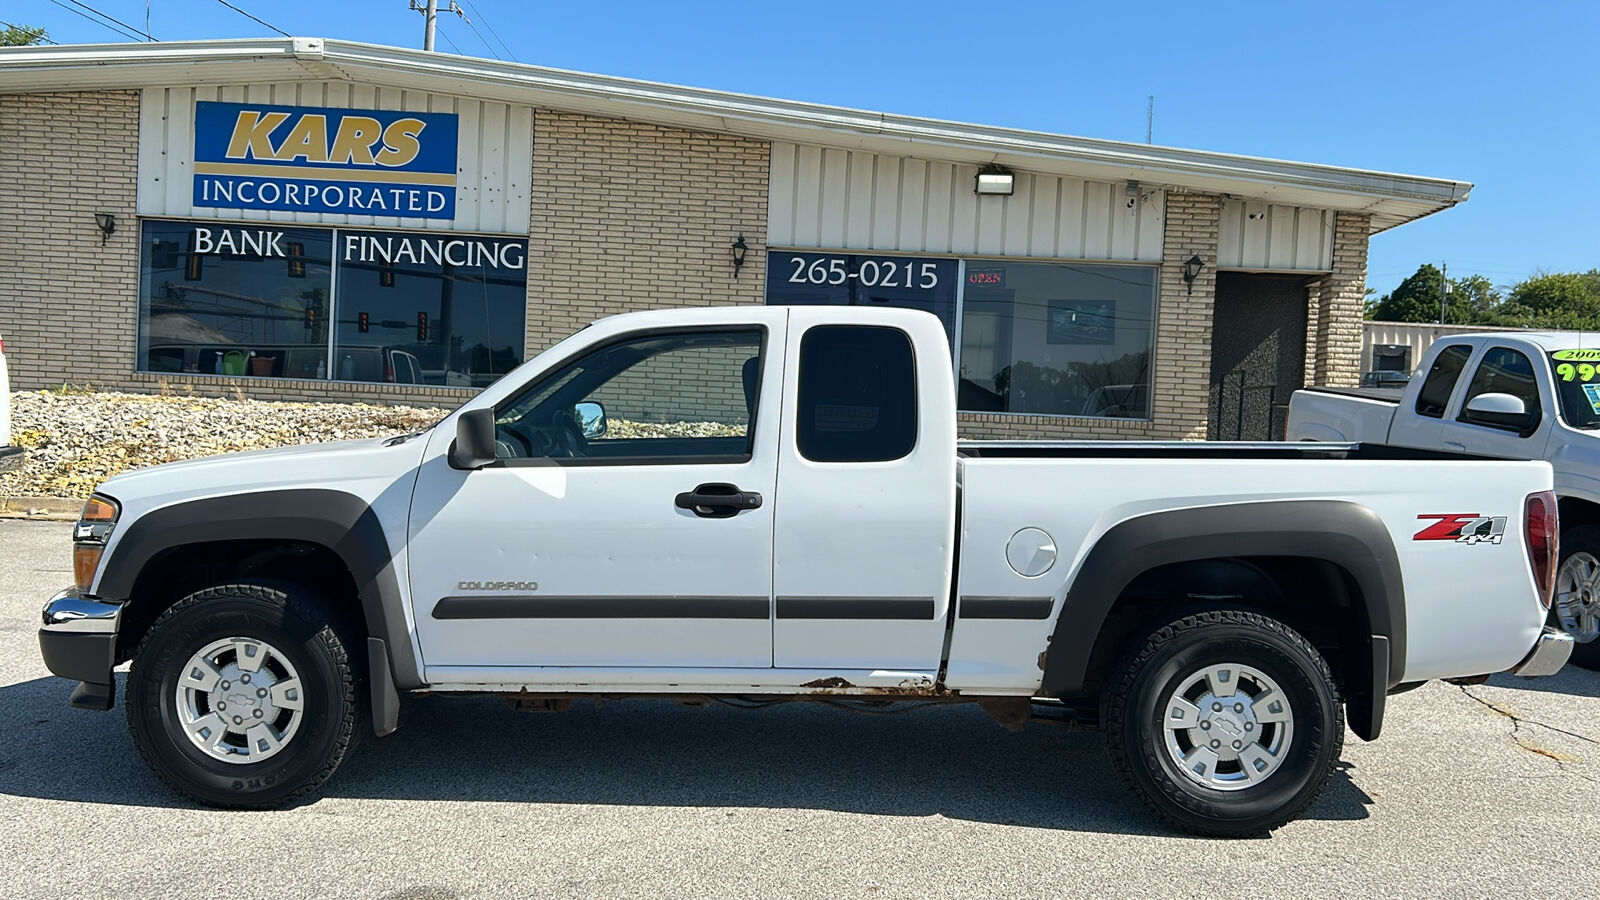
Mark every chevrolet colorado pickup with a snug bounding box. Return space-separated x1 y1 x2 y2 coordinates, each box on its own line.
1288 331 1600 669
40 306 1571 836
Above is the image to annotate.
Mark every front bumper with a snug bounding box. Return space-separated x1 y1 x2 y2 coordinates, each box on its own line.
1511 626 1574 678
0 445 20 472
39 588 122 710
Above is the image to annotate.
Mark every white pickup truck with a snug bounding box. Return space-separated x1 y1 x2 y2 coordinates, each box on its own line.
1288 330 1600 669
40 307 1570 836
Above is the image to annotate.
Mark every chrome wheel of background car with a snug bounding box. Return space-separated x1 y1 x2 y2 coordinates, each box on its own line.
1161 663 1294 792
1556 552 1600 643
174 637 305 764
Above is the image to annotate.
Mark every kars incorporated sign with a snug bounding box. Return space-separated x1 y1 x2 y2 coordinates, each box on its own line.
192 101 459 219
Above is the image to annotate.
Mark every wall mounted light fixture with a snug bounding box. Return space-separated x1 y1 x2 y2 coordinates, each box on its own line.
731 234 749 277
94 213 116 246
974 164 1015 196
1183 254 1205 295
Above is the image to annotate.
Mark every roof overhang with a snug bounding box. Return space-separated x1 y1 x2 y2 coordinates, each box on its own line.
0 37 1472 232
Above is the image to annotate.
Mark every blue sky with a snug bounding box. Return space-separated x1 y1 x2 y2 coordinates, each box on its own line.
17 0 1598 296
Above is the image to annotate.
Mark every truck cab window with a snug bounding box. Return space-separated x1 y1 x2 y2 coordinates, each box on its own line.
796 325 917 462
1458 346 1541 434
1414 344 1473 418
493 329 763 462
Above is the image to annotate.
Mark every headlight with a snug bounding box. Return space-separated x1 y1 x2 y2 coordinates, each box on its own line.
73 494 119 592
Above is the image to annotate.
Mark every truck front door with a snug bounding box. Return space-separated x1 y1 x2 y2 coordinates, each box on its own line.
407 313 786 673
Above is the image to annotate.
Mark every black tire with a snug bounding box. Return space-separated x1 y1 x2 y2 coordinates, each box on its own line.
1101 609 1343 837
125 583 362 808
1554 525 1600 671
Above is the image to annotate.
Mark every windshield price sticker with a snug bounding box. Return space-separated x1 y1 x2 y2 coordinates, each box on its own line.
1552 349 1600 361
1584 383 1600 414
1556 362 1600 382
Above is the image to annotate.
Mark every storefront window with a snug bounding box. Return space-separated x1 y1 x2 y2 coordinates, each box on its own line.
957 261 1156 419
138 221 332 378
137 220 527 386
334 229 527 387
765 251 958 345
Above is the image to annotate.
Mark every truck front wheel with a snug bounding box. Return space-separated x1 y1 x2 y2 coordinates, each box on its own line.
1101 609 1343 836
1554 525 1600 670
125 583 361 808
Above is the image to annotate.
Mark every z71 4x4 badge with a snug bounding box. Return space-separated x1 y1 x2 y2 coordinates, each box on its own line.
1414 513 1508 545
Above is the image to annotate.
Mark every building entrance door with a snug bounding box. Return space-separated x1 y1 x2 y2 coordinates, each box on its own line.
1207 273 1310 441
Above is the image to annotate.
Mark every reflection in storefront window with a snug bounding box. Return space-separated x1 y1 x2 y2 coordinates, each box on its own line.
138 221 332 379
957 261 1156 419
333 230 527 387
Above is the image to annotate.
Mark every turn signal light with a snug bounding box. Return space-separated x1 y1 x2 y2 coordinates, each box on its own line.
1524 491 1558 610
73 495 119 592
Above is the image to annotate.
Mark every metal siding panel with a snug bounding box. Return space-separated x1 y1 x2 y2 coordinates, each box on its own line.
504 103 533 235
1318 209 1336 269
767 141 796 247
1267 204 1297 269
897 159 927 251
477 102 509 236
1056 177 1084 258
164 87 197 218
948 164 978 254
455 99 482 233
975 193 1005 256
1217 199 1244 267
1137 190 1165 261
1001 175 1032 257
793 144 823 247
1294 207 1323 270
1082 180 1111 258
819 148 850 249
1027 176 1058 257
1241 200 1270 268
845 151 875 249
1111 183 1139 260
923 161 954 254
137 88 168 216
870 154 900 250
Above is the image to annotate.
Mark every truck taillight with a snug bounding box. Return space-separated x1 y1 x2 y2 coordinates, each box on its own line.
1525 491 1558 610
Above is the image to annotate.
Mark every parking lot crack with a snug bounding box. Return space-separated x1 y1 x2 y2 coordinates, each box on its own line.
1459 685 1600 779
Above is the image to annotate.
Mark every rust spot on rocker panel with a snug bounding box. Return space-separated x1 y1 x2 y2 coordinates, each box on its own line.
1037 649 1048 672
802 677 855 689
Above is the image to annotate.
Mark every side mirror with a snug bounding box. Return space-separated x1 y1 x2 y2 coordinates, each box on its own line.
449 408 498 469
575 401 607 438
1463 392 1535 433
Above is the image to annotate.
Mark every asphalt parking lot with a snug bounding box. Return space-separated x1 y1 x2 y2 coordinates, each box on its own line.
2 517 1598 899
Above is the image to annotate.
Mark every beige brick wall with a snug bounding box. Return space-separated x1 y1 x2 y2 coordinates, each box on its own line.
525 111 769 352
0 92 140 393
1308 212 1370 388
958 190 1220 441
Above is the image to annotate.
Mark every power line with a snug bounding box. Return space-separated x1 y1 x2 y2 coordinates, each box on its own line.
460 0 517 61
65 0 157 40
0 20 60 43
45 0 148 41
215 0 290 37
434 22 465 55
459 14 502 60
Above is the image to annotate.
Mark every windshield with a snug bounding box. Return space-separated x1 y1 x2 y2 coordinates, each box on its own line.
1548 350 1600 428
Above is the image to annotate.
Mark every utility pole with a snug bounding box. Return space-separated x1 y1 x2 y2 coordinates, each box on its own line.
1146 96 1154 144
410 0 465 52
1439 260 1450 324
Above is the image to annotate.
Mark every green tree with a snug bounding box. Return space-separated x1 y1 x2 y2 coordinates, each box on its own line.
1368 264 1504 325
1483 270 1600 330
1 24 49 46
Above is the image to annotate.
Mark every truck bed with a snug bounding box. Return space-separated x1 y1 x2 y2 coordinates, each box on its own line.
1298 385 1404 403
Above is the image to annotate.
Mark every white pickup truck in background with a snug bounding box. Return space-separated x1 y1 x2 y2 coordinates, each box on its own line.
0 328 18 472
1288 331 1600 669
39 307 1570 836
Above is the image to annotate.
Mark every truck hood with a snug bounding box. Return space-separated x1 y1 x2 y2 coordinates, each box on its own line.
96 431 434 514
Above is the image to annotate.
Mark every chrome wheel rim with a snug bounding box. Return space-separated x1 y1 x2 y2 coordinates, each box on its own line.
1556 552 1600 643
174 637 304 765
1161 663 1295 792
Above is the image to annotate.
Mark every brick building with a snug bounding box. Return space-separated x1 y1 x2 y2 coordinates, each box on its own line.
0 38 1469 440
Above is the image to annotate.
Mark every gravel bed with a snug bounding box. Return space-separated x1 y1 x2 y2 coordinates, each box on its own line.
1 390 444 500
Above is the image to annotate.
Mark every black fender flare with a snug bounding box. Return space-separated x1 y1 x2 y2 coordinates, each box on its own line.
1040 500 1405 741
97 488 414 735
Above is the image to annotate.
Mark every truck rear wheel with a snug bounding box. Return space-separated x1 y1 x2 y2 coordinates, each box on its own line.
126 583 361 808
1554 526 1600 670
1101 609 1343 836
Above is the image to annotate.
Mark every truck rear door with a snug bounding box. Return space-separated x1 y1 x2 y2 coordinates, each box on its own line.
770 308 957 670
1388 341 1476 448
